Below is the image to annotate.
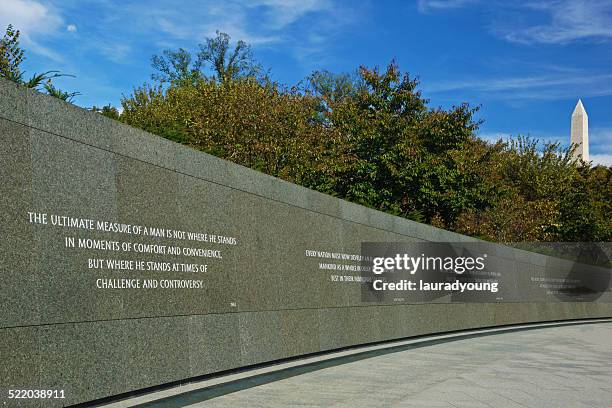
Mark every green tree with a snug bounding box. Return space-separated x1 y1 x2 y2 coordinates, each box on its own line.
307 69 363 104
122 49 611 244
322 61 487 226
151 48 203 86
91 104 121 120
454 136 612 243
151 31 263 86
0 24 23 82
199 31 262 84
121 79 345 187
0 24 79 101
557 165 612 242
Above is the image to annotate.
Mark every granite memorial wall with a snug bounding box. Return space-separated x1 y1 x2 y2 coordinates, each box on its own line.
1 78 611 406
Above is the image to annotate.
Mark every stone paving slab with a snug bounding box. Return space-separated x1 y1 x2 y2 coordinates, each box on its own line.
183 322 612 408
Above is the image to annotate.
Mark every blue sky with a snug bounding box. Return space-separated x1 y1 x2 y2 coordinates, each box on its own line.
1 0 611 165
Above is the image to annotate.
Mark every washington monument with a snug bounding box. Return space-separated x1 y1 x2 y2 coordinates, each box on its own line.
571 99 589 162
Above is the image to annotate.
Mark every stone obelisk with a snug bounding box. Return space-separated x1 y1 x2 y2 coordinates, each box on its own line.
570 99 589 162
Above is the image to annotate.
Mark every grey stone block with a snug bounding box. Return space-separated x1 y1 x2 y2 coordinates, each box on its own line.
306 189 342 219
394 218 429 240
367 210 396 234
238 311 284 365
30 129 118 217
0 326 41 393
339 200 370 226
37 321 130 406
110 123 180 171
318 307 354 351
0 119 39 328
174 144 235 189
280 309 320 357
26 87 114 151
0 79 29 125
269 179 309 210
29 130 121 324
188 313 241 376
229 164 276 198
123 316 191 392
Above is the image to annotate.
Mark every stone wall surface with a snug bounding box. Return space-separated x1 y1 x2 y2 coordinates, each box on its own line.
1 78 611 407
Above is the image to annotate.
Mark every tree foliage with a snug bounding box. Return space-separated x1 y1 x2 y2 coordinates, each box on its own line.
454 136 611 242
117 39 612 244
307 69 363 104
0 24 23 82
151 48 202 86
91 104 121 120
313 61 494 228
121 80 346 187
151 31 262 86
0 24 79 101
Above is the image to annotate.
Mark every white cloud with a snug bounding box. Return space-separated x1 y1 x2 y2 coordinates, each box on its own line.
149 0 332 46
495 1 612 45
0 0 63 59
98 42 131 63
417 0 479 13
0 0 349 67
135 0 354 69
590 127 612 155
478 132 512 143
478 127 612 167
250 0 332 29
590 154 612 167
424 71 612 101
0 0 62 33
478 131 565 146
417 0 612 45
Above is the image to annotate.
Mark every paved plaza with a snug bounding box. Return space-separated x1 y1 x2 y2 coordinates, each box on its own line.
183 322 612 408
